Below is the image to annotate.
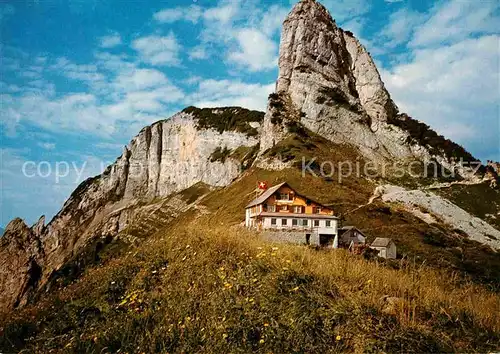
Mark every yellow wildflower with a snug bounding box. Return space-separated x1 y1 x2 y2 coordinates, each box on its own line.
259 339 265 344
336 335 341 341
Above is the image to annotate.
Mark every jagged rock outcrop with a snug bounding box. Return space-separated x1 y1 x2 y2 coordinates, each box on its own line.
0 219 43 310
261 0 479 179
0 108 262 312
374 184 500 249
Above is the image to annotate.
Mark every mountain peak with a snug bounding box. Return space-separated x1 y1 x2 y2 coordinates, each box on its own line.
262 0 478 178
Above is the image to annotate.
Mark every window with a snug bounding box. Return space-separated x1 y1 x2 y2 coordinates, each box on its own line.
271 218 276 225
292 219 298 226
326 220 331 227
267 204 276 212
280 205 289 211
314 220 320 227
281 219 288 226
293 206 302 213
302 219 308 226
279 193 290 200
314 207 322 214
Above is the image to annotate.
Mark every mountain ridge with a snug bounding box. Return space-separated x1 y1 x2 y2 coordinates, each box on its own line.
1 0 498 314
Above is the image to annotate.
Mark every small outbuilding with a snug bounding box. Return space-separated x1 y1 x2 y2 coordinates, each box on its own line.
338 226 366 247
370 238 397 259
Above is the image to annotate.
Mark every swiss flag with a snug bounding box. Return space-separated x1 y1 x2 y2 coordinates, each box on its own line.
258 181 268 190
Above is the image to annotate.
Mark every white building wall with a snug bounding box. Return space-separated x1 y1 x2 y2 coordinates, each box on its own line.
245 209 251 227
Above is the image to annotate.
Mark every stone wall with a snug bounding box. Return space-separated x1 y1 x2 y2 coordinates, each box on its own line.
262 230 320 246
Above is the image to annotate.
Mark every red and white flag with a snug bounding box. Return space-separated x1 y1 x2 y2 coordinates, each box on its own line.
258 181 268 190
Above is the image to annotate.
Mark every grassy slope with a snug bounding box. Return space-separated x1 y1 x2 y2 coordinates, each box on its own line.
1 136 500 352
0 141 500 353
432 182 500 230
1 219 499 353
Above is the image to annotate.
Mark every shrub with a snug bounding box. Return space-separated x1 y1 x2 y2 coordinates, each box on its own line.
210 146 232 163
183 106 264 137
388 113 476 163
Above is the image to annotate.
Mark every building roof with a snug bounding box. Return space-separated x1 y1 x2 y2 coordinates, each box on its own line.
339 226 356 235
338 226 366 236
371 238 393 248
246 182 287 208
338 226 355 231
258 212 339 219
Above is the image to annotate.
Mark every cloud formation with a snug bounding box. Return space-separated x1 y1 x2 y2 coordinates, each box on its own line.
379 0 500 161
99 33 122 48
131 33 182 66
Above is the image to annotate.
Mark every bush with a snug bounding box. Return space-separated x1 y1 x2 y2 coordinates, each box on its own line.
388 114 476 163
183 106 264 137
210 146 232 163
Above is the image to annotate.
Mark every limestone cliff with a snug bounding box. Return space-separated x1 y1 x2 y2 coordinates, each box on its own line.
260 0 479 179
0 108 262 312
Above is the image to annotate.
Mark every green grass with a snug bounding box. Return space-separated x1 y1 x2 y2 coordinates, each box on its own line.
2 125 499 352
433 182 500 229
388 113 476 163
209 146 232 163
2 219 499 353
183 106 264 137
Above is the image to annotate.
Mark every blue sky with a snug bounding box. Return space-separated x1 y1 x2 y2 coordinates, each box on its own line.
1 0 499 227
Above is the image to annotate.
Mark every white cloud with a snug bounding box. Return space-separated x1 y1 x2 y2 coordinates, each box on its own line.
94 52 135 72
189 79 274 111
0 148 112 226
378 8 426 48
153 5 202 23
99 33 122 48
410 0 499 48
2 63 185 138
113 68 169 91
319 0 371 21
50 57 105 84
204 3 238 24
381 35 500 161
260 5 289 36
37 142 56 150
189 45 209 60
131 33 181 66
153 8 184 23
372 0 500 161
228 29 278 71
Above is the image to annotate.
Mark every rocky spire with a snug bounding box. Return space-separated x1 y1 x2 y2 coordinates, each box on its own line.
260 0 405 159
276 0 397 123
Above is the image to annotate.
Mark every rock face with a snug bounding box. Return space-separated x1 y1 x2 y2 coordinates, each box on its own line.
375 184 500 249
0 108 261 312
0 0 492 313
261 0 478 178
0 219 43 310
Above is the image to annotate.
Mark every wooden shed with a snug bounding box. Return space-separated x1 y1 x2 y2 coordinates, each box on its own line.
370 238 397 259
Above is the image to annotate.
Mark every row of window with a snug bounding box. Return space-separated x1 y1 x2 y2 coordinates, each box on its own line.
266 204 322 214
270 218 332 227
